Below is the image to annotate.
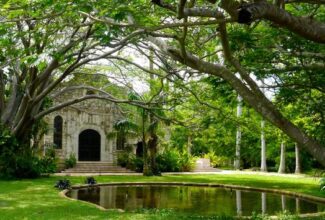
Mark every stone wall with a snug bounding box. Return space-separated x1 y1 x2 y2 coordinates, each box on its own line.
42 89 123 163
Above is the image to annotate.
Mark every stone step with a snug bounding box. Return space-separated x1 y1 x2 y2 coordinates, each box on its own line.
62 162 135 173
74 165 120 168
65 168 131 172
62 170 135 173
76 162 115 164
193 168 220 172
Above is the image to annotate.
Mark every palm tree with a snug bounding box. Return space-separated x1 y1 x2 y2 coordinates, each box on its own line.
108 119 139 151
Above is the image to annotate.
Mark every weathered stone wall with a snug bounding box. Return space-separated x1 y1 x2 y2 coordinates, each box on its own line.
42 89 123 163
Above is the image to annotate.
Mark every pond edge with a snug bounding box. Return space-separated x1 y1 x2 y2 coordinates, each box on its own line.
59 182 325 219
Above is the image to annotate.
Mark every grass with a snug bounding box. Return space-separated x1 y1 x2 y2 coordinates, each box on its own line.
0 173 325 220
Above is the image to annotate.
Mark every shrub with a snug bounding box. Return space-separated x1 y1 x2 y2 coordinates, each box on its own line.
55 179 71 190
85 176 97 185
156 150 180 172
128 156 143 172
320 177 325 191
117 152 143 172
64 153 77 169
203 152 229 168
0 143 41 179
117 152 130 167
38 147 57 174
178 153 195 172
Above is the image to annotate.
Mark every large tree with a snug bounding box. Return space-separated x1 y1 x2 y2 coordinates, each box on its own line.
141 0 325 166
1 0 324 170
0 1 151 144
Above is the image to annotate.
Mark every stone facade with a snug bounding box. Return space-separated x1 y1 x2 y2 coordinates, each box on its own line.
42 89 123 163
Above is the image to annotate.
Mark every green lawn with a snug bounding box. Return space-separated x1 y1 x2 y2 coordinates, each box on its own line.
0 173 324 220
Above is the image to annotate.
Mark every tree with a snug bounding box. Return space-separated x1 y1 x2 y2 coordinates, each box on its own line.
146 0 325 166
0 1 151 145
295 143 301 174
278 140 286 173
234 94 242 170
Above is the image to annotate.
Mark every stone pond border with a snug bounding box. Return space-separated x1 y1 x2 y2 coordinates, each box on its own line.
59 182 325 219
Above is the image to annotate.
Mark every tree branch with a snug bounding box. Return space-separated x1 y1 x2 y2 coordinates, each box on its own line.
235 2 325 43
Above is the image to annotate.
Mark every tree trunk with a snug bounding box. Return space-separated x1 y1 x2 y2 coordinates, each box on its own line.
234 94 242 170
142 110 151 176
148 131 159 175
260 119 267 172
187 134 192 155
278 141 286 173
295 143 301 174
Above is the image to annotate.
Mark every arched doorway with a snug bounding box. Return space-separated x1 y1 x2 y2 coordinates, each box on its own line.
79 129 101 161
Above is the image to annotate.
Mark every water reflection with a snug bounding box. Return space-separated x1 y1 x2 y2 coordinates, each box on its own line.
67 185 325 216
236 190 242 216
261 192 266 214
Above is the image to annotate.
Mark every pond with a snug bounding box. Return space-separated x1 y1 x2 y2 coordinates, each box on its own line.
66 184 325 216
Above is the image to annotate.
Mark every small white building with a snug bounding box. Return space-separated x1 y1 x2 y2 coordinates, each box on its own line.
42 89 125 164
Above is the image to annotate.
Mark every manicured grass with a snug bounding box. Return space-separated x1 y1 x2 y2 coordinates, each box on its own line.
0 173 324 220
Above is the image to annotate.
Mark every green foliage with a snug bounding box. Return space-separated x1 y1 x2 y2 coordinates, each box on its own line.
54 179 71 190
0 125 56 178
0 145 57 179
64 153 77 169
178 153 195 172
156 149 195 172
84 176 97 185
117 152 143 172
320 177 325 192
0 125 18 155
39 148 57 174
156 150 180 172
0 146 39 179
203 152 229 168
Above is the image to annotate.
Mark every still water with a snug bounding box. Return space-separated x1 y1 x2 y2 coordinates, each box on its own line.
67 185 325 216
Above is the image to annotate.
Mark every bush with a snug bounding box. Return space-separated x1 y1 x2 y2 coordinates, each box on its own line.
39 147 57 174
203 152 229 168
117 152 143 172
55 179 71 190
156 150 180 172
0 144 41 179
64 153 77 169
117 152 130 167
85 176 97 185
178 153 195 172
320 177 325 191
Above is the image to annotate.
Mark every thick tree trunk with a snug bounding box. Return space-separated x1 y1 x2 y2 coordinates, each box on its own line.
234 94 242 170
278 141 286 173
260 119 267 172
162 47 325 167
295 143 301 174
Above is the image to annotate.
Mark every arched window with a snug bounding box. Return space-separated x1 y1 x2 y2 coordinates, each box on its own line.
53 116 63 149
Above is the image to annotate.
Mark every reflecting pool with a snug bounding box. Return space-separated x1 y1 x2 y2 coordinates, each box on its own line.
66 185 325 216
